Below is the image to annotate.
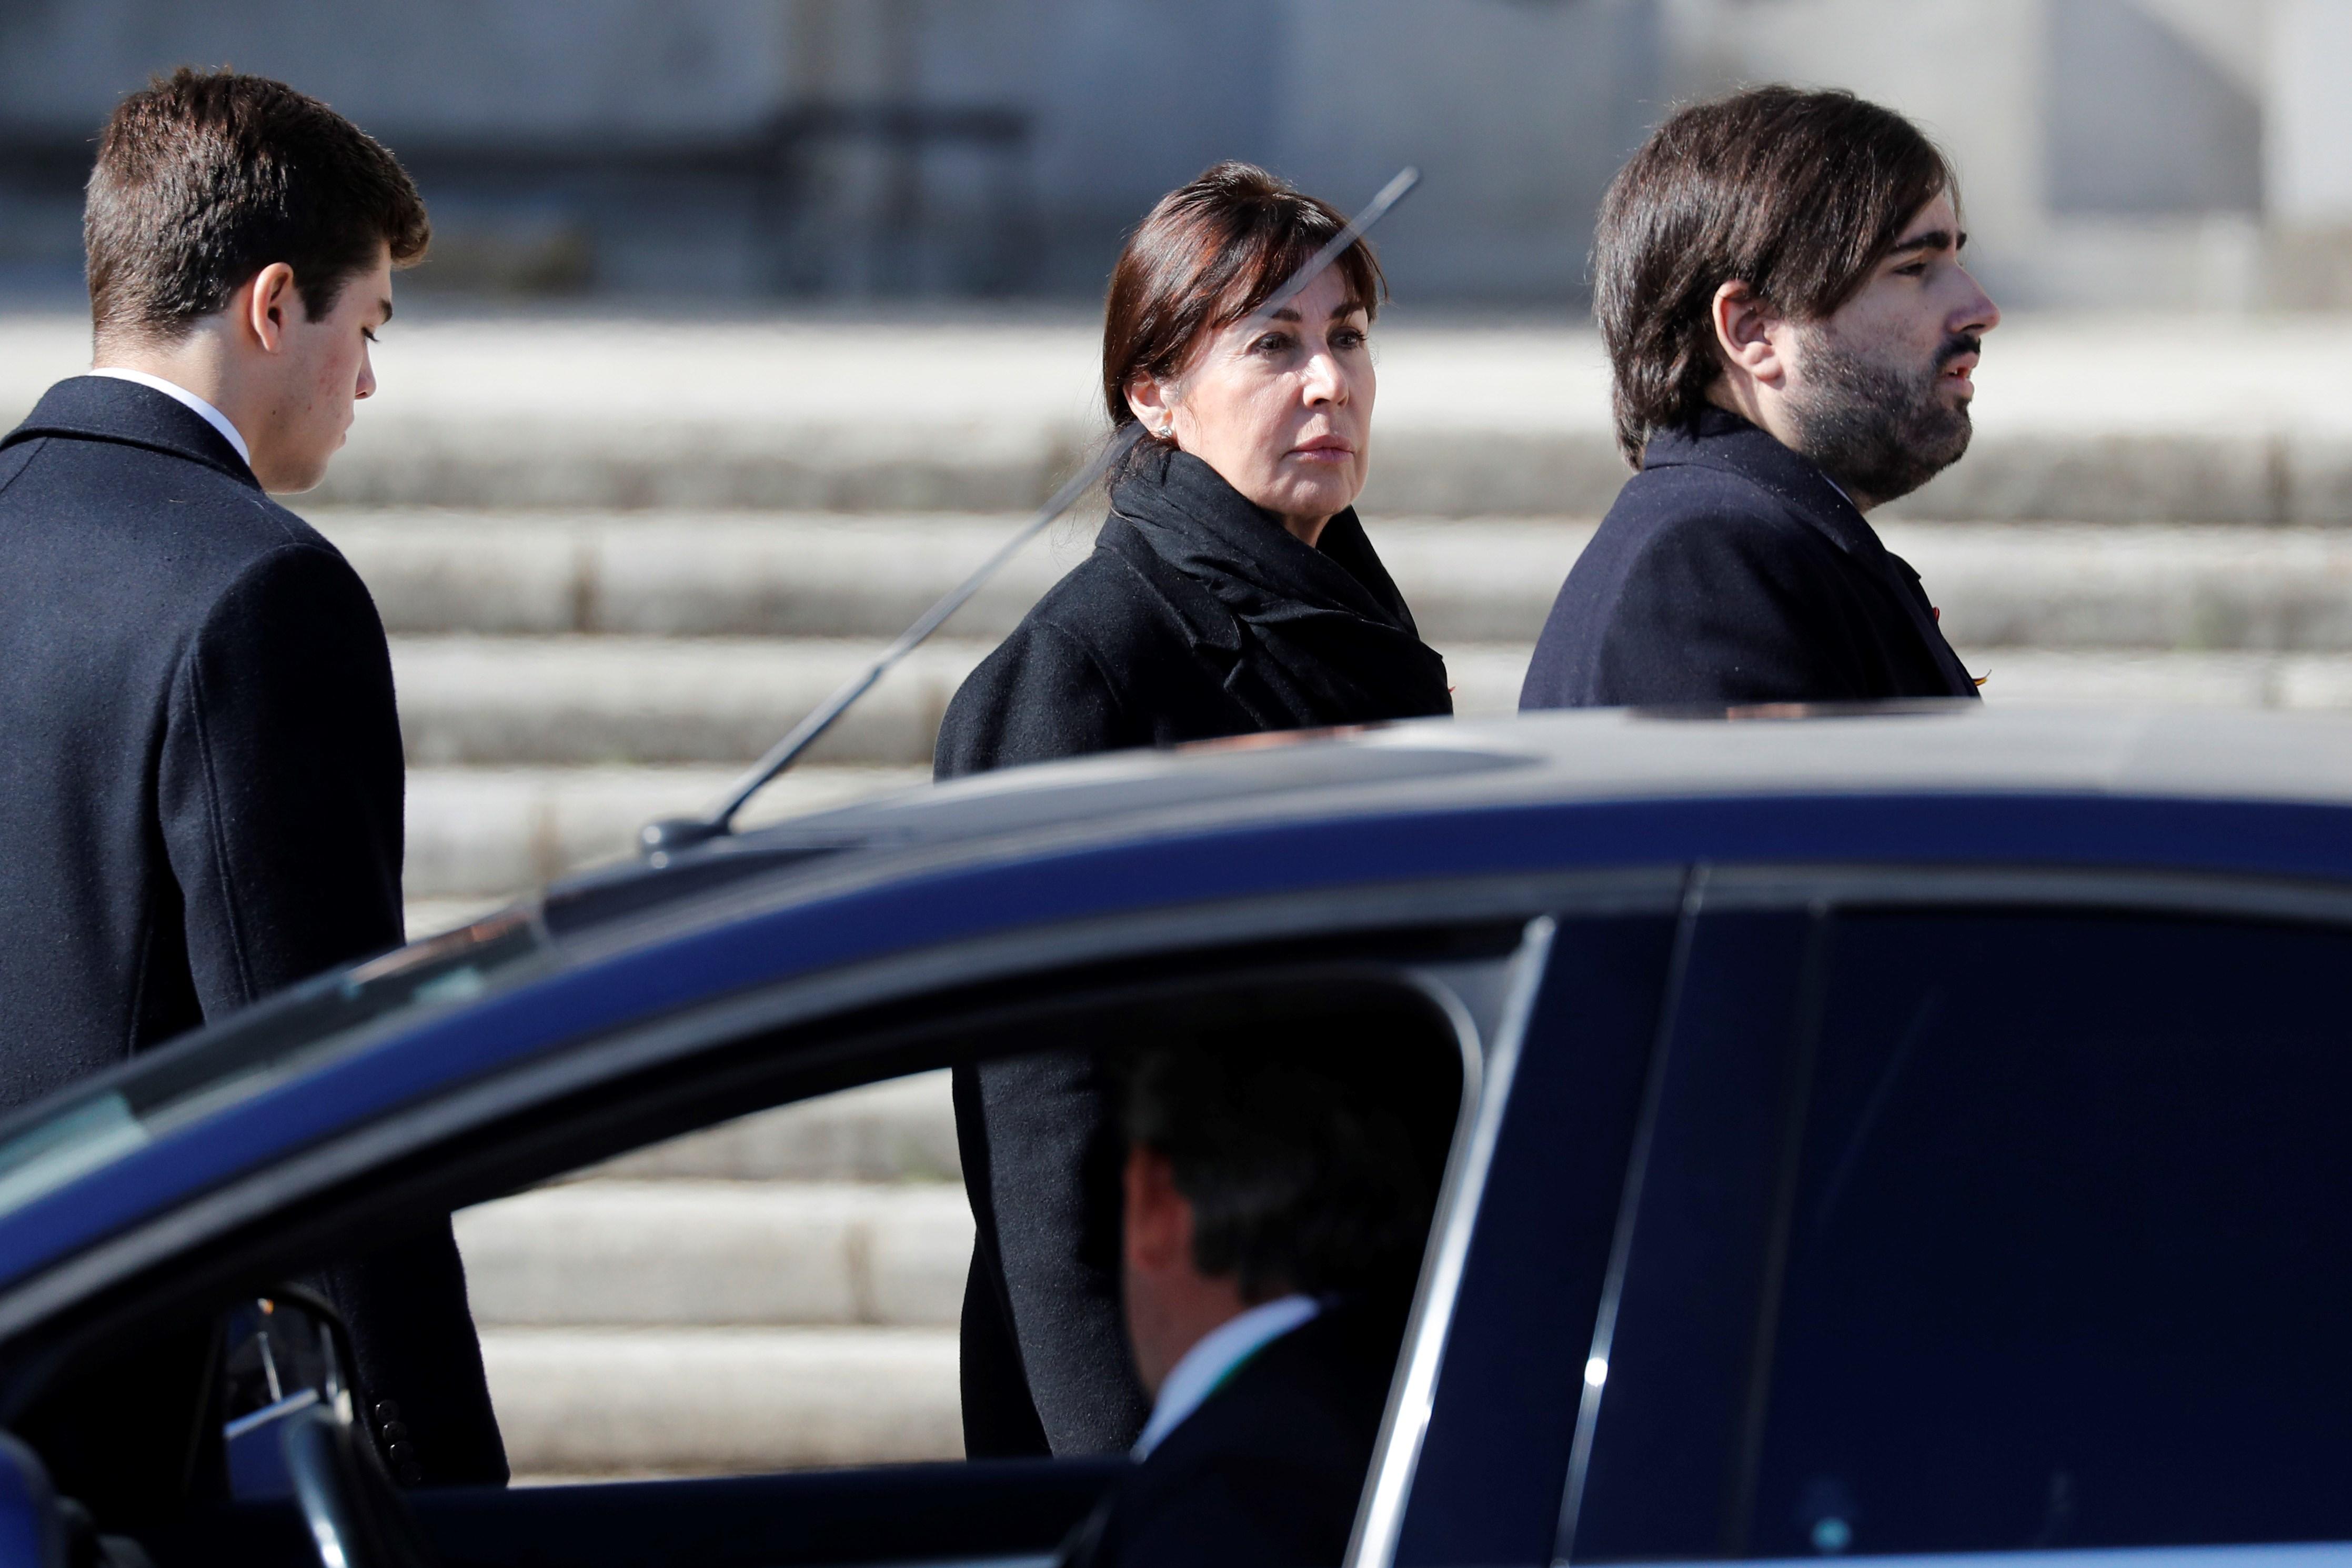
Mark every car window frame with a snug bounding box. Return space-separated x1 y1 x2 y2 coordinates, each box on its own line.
0 868 1680 1531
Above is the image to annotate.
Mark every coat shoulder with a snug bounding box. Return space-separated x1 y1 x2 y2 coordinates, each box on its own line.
1095 1310 1394 1567
1599 459 1840 564
0 431 354 623
1019 543 1198 670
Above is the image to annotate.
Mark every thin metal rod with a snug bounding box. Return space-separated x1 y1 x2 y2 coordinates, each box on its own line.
1249 165 1419 324
709 419 1146 827
644 166 1422 855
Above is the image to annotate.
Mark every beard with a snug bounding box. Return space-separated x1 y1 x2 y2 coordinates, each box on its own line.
1784 327 1977 506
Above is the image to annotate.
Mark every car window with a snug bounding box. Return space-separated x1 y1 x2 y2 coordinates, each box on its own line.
454 1069 969 1481
0 910 550 1220
1744 908 2352 1556
426 972 1468 1487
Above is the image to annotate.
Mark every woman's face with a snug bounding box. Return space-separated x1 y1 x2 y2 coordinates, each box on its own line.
1129 269 1374 546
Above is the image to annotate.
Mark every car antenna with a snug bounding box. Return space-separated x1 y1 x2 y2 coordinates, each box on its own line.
639 166 1423 862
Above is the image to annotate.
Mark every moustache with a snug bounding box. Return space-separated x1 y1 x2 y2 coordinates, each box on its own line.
1936 335 1982 371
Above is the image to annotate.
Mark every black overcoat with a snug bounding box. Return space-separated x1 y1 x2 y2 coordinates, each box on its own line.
1519 408 1982 709
0 376 507 1485
1058 1296 1405 1568
935 447 1449 1460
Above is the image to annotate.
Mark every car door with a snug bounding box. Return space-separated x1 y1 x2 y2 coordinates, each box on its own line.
1562 866 2352 1565
0 865 1691 1567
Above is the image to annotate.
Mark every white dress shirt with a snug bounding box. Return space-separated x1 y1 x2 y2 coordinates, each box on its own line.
1133 1293 1321 1459
87 367 252 467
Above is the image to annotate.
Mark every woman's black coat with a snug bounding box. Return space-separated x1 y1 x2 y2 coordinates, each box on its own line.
935 446 1450 1459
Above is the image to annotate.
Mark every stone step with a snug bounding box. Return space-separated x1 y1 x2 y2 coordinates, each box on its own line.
390 637 1535 767
582 1072 960 1186
17 313 2352 520
480 1326 961 1477
1882 524 2352 651
403 764 927 898
323 510 1588 646
334 511 2352 652
455 1181 970 1329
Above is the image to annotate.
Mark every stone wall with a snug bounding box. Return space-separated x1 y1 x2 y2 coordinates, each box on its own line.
4 0 2351 306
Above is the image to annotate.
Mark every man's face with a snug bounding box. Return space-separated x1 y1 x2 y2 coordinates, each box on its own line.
255 246 391 493
1784 192 1999 507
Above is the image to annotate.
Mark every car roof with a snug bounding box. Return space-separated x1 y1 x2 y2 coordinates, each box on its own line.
526 700 2352 948
790 703 2352 839
580 703 2352 896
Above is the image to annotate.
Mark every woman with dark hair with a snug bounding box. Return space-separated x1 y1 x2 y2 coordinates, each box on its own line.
936 160 1450 776
937 162 1451 1460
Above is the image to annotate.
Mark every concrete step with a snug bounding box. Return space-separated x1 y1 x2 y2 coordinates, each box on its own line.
390 636 968 767
403 764 926 898
581 1071 960 1185
21 314 2352 520
1881 524 2352 652
323 510 1589 645
1953 648 2352 707
330 510 2352 653
455 1073 968 1479
456 1181 970 1329
390 637 1535 767
480 1325 960 1477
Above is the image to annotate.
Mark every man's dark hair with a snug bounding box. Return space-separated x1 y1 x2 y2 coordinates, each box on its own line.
1594 86 1956 464
1124 1043 1433 1303
85 67 429 345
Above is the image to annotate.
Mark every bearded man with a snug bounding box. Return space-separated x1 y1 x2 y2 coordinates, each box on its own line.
1520 87 1998 709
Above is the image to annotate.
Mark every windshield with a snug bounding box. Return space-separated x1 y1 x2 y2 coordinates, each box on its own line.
0 909 554 1220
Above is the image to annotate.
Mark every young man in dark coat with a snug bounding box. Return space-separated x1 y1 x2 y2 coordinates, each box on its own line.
1058 1043 1432 1568
0 69 505 1486
1521 87 1999 710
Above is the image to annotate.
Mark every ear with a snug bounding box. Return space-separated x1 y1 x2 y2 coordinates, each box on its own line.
1122 1145 1191 1275
1710 279 1790 387
245 262 300 356
1124 372 1177 439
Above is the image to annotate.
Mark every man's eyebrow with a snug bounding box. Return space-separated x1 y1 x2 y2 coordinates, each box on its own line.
1887 227 1961 259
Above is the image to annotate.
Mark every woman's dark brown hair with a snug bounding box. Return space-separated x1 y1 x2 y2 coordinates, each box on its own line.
1101 161 1386 439
86 67 430 347
1594 86 1956 465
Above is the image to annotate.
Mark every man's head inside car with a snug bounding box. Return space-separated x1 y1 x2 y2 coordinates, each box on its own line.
1064 1043 1436 1568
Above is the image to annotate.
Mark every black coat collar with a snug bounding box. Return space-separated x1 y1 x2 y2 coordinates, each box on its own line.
4 376 259 489
1642 407 1889 567
1646 407 1976 695
1105 447 1453 727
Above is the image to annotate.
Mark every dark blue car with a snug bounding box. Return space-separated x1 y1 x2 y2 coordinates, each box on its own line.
2 704 2352 1568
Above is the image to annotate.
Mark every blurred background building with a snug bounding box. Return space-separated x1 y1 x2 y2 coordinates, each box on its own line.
5 0 2351 308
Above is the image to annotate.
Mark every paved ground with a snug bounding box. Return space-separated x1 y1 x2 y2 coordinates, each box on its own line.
16 307 2352 1478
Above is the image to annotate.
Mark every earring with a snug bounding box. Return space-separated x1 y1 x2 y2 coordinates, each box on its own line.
1157 422 1174 438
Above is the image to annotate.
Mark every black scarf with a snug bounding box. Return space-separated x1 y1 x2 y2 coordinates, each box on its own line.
1109 447 1453 729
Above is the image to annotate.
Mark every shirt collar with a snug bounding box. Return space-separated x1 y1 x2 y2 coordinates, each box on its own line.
1134 1293 1320 1459
87 368 252 467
